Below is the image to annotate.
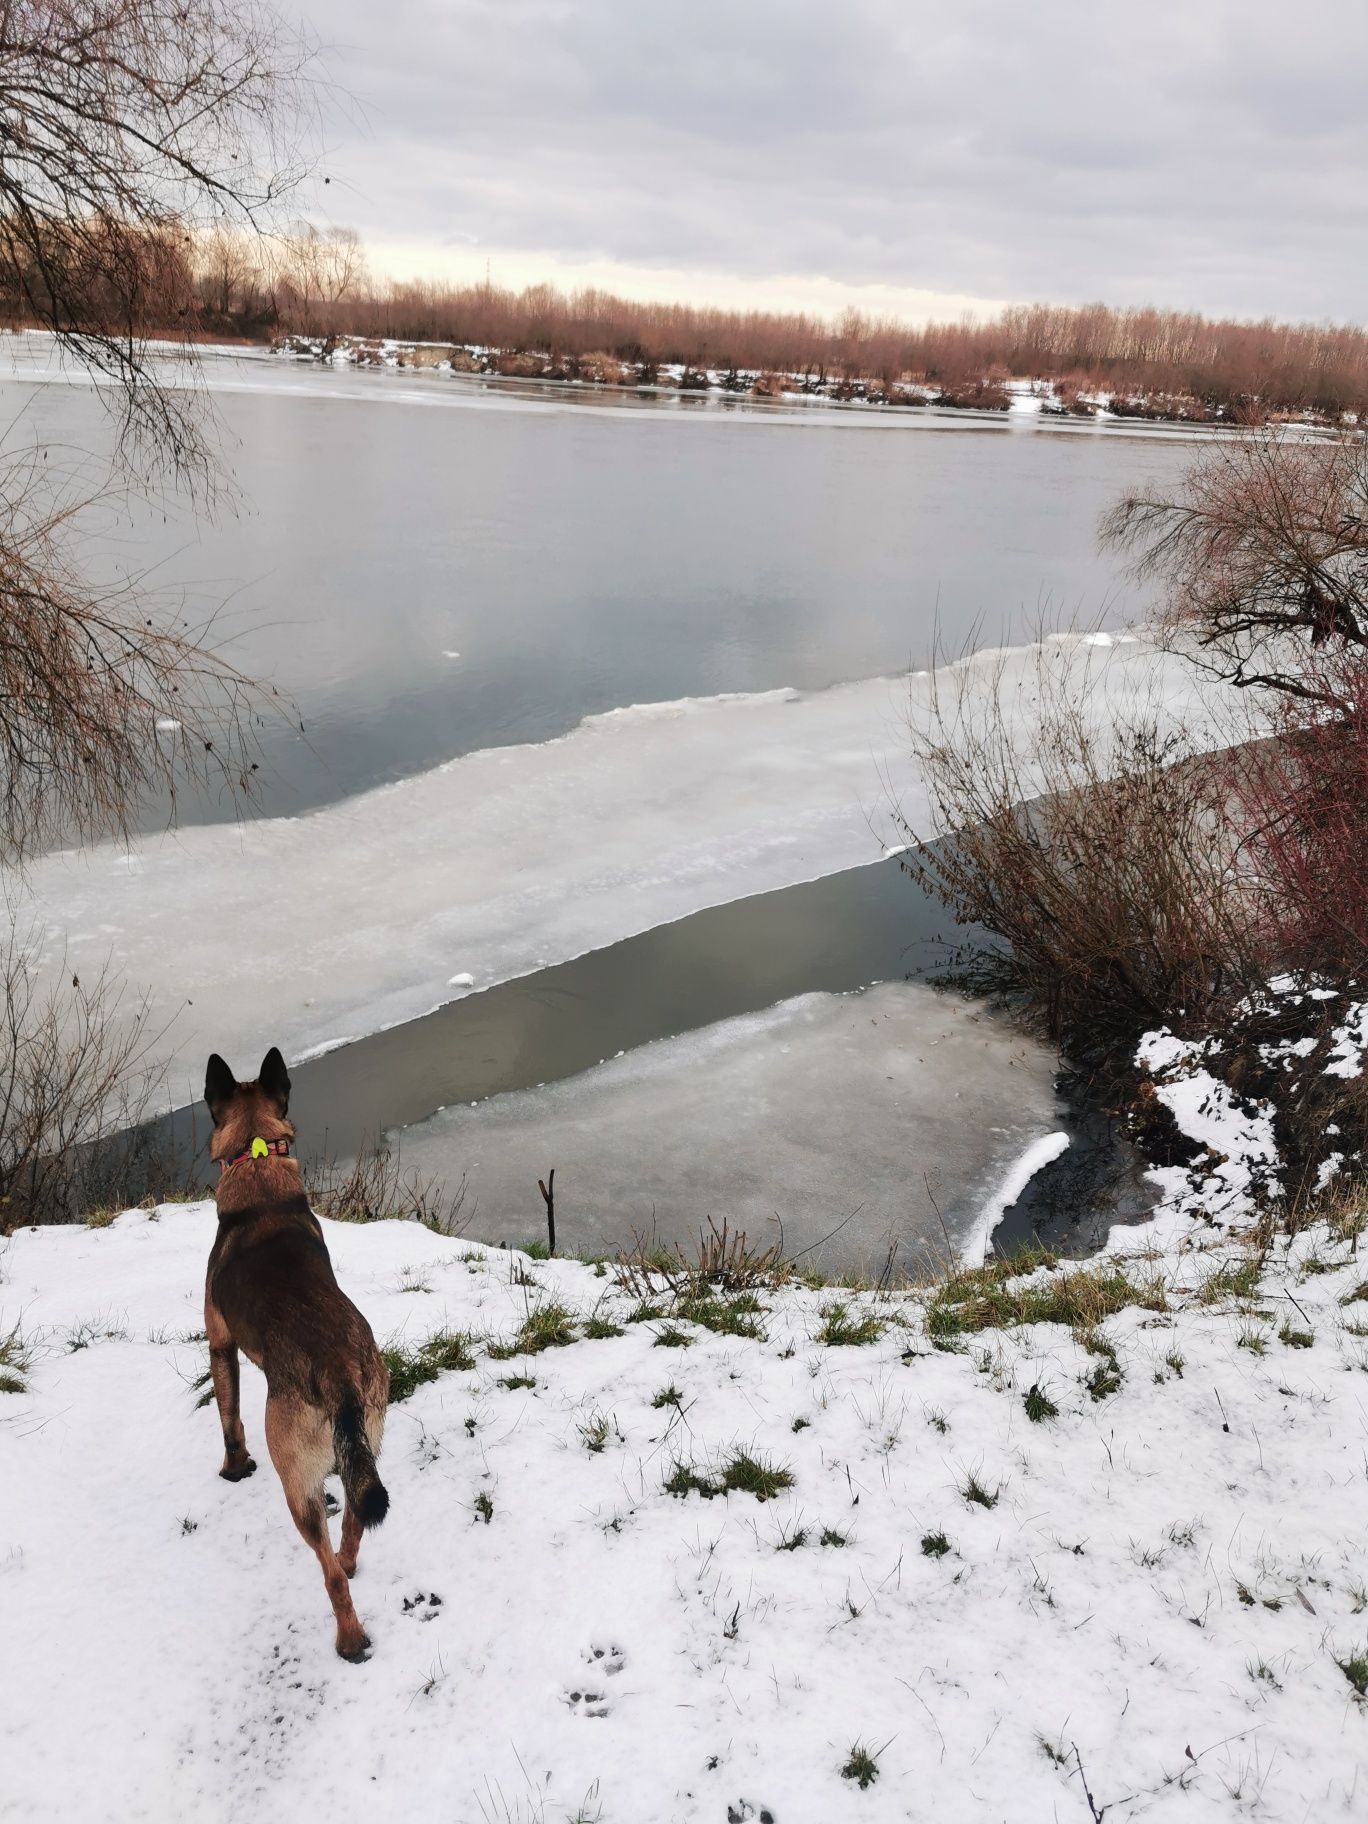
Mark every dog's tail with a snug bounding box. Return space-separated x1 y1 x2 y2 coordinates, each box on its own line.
333 1394 389 1528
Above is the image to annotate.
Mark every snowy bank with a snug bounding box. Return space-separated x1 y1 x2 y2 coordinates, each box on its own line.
2 1188 1366 1823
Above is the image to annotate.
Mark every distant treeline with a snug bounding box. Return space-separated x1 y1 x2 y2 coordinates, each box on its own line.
329 290 1368 420
8 221 1368 419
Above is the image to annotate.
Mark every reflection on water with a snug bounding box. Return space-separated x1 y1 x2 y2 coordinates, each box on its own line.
2 350 1195 825
142 854 964 1170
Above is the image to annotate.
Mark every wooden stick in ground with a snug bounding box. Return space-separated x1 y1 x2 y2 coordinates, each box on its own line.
538 1169 556 1256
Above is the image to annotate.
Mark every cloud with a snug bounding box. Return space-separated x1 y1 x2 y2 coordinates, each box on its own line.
310 0 1368 322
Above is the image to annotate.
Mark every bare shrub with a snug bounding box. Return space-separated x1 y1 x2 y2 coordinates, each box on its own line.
1103 427 1368 981
0 931 178 1229
1103 430 1368 705
1226 653 1368 974
0 455 278 859
307 1143 469 1233
614 1216 787 1300
899 649 1262 1059
574 349 630 385
932 377 1010 411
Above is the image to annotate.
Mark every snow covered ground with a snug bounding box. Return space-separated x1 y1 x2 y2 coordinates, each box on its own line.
3 634 1233 1104
3 1185 1366 1823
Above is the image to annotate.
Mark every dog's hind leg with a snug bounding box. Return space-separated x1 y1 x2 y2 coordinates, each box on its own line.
265 1393 371 1662
205 1297 256 1482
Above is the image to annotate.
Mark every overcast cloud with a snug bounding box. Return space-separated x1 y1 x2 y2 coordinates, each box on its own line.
312 0 1368 322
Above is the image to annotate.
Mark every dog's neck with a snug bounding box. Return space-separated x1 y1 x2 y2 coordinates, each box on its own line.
214 1152 305 1219
221 1137 292 1171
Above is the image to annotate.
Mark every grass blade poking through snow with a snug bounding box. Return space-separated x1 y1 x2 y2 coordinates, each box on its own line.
383 1330 477 1402
665 1450 795 1502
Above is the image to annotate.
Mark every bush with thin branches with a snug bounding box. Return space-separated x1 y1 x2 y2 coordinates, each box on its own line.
899 647 1261 1062
0 930 178 1228
1102 430 1368 705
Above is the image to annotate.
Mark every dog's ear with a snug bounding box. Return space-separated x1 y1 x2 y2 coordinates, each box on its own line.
204 1053 237 1125
258 1046 291 1116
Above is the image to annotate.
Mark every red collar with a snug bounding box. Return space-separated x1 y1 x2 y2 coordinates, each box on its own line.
220 1138 292 1172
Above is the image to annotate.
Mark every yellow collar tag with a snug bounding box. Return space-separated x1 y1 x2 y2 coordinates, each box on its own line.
250 1136 269 1159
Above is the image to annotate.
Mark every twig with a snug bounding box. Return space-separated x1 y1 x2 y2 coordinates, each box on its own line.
537 1168 556 1257
1070 1743 1107 1821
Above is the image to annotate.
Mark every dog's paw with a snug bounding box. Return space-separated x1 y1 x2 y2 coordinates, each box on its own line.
219 1455 257 1482
336 1629 372 1664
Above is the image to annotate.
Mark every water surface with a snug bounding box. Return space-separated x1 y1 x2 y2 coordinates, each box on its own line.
0 345 1196 824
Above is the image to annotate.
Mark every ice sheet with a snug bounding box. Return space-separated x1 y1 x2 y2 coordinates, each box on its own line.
391 981 1072 1272
2 634 1234 1099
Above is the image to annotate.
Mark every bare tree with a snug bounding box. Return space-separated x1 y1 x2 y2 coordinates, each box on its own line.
0 0 313 478
0 1 313 861
0 451 285 858
194 221 269 326
0 926 174 1224
275 220 366 335
0 4 315 1224
897 646 1261 1060
1102 430 1368 706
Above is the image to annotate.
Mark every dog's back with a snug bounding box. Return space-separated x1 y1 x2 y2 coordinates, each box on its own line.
203 1048 389 1659
208 1191 390 1521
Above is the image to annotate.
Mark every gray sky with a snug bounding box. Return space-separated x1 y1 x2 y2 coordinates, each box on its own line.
313 0 1368 323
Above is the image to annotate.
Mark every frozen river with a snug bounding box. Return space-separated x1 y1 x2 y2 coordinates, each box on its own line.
0 342 1211 1266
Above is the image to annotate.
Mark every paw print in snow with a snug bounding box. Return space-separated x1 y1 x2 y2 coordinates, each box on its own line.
400 1591 443 1621
563 1686 611 1719
564 1644 625 1717
727 1804 775 1824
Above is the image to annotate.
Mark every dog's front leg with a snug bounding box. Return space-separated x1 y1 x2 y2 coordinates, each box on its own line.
206 1300 256 1482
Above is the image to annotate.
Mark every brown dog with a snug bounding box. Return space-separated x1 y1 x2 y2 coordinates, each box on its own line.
203 1047 390 1661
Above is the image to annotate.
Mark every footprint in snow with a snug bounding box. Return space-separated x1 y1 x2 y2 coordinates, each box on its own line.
400 1591 444 1621
563 1644 625 1717
563 1687 611 1719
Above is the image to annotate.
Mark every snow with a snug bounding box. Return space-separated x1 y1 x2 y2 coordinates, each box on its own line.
389 982 1066 1273
1326 1003 1368 1080
963 1130 1071 1268
1 634 1234 1102
1136 1029 1283 1220
3 1190 1367 1822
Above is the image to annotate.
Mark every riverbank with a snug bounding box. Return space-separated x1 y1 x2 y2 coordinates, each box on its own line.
276 333 1358 432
